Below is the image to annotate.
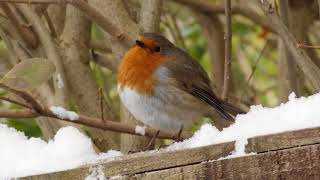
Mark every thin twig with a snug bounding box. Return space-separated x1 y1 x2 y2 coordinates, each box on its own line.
259 0 320 90
91 50 118 73
99 88 104 122
0 0 134 47
0 83 192 140
0 83 43 112
0 96 31 108
238 39 270 105
0 3 39 48
43 9 57 38
172 0 275 33
222 0 232 100
297 43 320 49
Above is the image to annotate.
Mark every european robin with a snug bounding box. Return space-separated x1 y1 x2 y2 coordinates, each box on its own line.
118 33 245 132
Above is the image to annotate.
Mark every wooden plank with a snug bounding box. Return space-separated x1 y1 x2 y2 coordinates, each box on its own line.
21 127 320 180
246 127 320 153
131 143 320 180
21 142 235 180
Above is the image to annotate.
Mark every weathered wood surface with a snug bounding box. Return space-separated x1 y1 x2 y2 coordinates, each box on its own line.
21 127 320 180
131 143 320 180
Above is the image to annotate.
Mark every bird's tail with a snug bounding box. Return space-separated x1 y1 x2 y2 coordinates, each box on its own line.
213 101 246 122
221 101 246 116
208 102 246 130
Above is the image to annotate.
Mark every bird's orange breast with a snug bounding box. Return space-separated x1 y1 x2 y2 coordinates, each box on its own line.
118 46 165 95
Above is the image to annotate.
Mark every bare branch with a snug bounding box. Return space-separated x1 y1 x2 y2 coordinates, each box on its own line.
69 0 134 47
0 0 135 47
61 4 119 151
91 50 118 73
90 39 112 53
0 104 192 140
222 0 232 100
42 9 57 37
259 0 320 91
0 84 43 112
277 0 301 101
297 44 320 49
139 0 162 33
0 109 38 118
0 95 31 108
163 13 186 49
17 4 69 105
239 40 269 104
172 0 275 33
0 3 39 48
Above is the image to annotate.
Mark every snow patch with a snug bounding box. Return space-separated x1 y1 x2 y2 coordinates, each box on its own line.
168 92 320 158
50 106 79 121
85 165 106 180
135 125 146 136
0 125 122 179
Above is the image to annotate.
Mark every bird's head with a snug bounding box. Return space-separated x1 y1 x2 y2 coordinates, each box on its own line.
118 33 174 95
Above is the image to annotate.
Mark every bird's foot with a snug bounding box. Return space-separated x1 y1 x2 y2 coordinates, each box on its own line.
128 130 160 153
173 125 184 142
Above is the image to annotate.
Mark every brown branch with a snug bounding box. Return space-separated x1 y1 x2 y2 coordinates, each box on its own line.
164 13 186 49
43 9 57 38
99 88 104 122
17 3 71 108
0 3 39 48
278 0 301 100
238 39 269 104
0 109 38 118
69 0 134 47
91 50 118 73
0 84 43 112
172 0 276 33
139 0 162 33
0 80 192 140
222 0 232 100
0 0 58 3
0 107 191 140
0 96 31 108
259 0 320 91
0 0 134 47
90 39 112 53
297 43 320 49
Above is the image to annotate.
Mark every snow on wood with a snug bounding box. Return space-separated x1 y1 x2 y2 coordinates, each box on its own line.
2 92 320 178
168 93 320 157
0 125 122 179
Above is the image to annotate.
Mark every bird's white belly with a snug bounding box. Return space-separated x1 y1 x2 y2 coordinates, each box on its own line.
118 86 198 131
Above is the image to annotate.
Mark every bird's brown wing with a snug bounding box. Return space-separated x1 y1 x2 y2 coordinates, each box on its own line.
163 48 236 121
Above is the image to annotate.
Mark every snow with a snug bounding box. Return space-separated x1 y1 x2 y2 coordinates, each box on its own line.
168 92 320 157
50 106 79 121
0 125 122 179
57 73 64 89
85 165 106 180
135 125 146 136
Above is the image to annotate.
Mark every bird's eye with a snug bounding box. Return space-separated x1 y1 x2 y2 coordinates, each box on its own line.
154 46 161 52
136 40 145 48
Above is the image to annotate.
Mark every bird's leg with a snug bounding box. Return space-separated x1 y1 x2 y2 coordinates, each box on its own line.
174 124 184 142
142 130 160 151
128 130 160 153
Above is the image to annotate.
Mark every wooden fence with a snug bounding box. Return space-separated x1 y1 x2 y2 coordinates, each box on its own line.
22 126 320 180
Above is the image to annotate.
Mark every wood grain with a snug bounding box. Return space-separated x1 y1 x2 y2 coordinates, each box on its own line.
21 127 320 180
132 143 320 180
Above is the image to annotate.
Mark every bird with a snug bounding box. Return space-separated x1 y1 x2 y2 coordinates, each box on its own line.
117 33 245 132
